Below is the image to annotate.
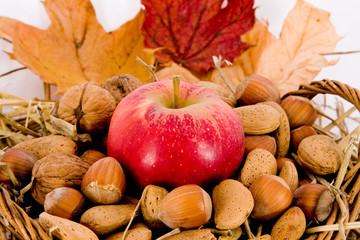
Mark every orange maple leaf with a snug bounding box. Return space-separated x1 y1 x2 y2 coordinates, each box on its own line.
0 0 155 94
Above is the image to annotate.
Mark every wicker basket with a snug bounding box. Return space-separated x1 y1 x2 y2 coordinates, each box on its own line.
1 79 360 240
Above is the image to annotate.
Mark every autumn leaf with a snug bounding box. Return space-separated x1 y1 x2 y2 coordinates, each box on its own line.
245 0 341 95
235 19 275 77
0 0 155 94
141 0 255 73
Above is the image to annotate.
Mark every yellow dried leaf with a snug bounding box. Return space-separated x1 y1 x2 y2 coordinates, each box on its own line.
254 0 341 96
0 0 155 94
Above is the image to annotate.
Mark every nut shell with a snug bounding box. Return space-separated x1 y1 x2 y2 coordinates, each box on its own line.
31 153 91 205
39 212 98 240
270 206 306 240
297 135 343 175
80 204 137 236
102 74 143 105
44 187 85 219
140 185 169 230
290 125 317 149
239 148 277 187
236 74 281 105
249 175 292 221
57 81 116 134
293 183 335 222
234 104 281 135
244 135 277 156
158 184 212 229
280 95 317 129
14 135 77 159
212 179 254 230
81 157 126 204
0 148 37 184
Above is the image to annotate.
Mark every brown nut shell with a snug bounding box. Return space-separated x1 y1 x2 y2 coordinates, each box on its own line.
234 104 281 135
14 135 77 159
279 161 299 192
81 157 126 204
140 185 169 230
57 81 116 134
44 187 85 219
280 95 317 129
102 74 143 105
244 135 277 156
297 135 343 175
80 204 137 236
212 179 254 230
260 101 290 158
236 74 281 105
0 148 37 184
249 175 293 221
158 184 212 229
290 125 318 149
39 212 98 240
31 153 90 205
103 223 152 240
239 148 277 188
293 183 335 222
270 206 306 240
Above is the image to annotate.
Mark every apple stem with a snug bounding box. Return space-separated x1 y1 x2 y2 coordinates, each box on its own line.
173 76 181 109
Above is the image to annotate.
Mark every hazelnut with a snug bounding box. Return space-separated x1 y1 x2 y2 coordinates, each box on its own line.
158 184 212 229
280 95 317 129
44 187 85 219
0 148 37 186
80 149 106 165
236 74 281 105
290 125 317 149
249 175 293 221
293 183 335 222
244 135 277 156
81 157 126 204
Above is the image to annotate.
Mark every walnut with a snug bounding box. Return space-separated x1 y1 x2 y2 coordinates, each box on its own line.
31 153 91 205
101 74 143 104
57 81 116 134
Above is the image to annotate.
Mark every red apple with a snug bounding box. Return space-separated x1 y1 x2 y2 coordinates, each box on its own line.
107 79 245 189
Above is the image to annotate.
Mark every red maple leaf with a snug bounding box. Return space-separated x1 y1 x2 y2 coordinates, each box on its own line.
141 0 255 72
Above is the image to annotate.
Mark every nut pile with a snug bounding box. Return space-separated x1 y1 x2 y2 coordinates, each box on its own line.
0 74 358 240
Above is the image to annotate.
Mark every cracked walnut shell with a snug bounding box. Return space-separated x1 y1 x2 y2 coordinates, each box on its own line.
57 81 117 134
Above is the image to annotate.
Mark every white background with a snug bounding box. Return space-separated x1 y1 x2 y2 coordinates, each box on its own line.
0 0 359 101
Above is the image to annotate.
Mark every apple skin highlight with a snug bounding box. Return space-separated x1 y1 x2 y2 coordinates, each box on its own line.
107 80 245 189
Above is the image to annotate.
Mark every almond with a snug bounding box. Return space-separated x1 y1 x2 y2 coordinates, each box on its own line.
270 206 306 240
279 161 299 192
260 101 290 158
212 179 254 230
234 104 281 135
39 212 98 240
238 148 277 187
